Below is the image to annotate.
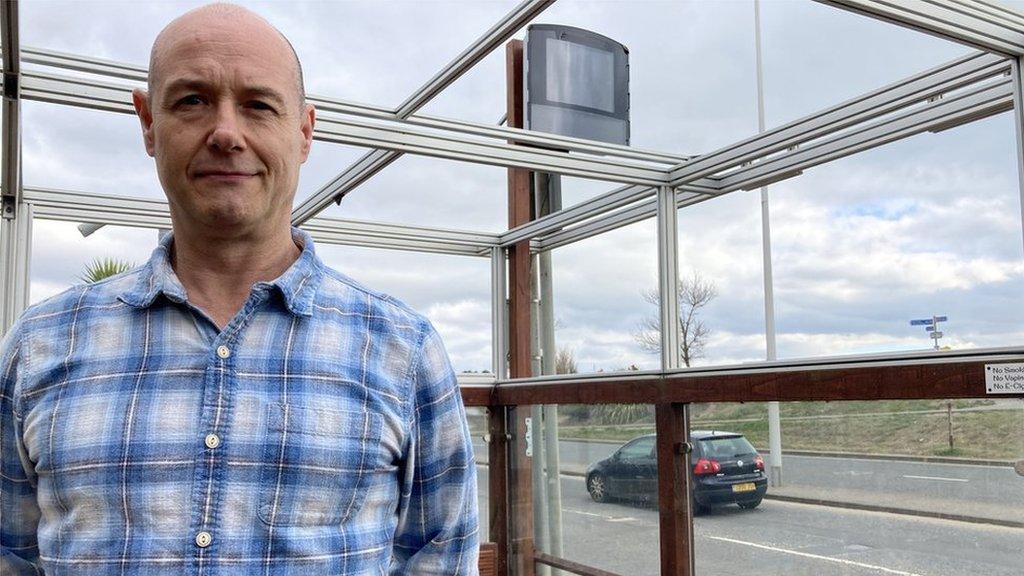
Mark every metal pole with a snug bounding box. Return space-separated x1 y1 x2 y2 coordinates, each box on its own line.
530 247 549 573
536 173 564 574
0 0 22 334
657 185 681 371
1012 57 1024 278
492 246 509 381
488 246 508 569
755 0 784 488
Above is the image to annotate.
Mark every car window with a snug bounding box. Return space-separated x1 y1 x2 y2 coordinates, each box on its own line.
618 436 655 460
699 436 756 459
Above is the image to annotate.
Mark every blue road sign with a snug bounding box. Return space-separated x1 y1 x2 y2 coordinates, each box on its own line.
934 316 948 322
910 319 933 326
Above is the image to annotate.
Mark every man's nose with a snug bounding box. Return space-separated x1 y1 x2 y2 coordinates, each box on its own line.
206 102 246 153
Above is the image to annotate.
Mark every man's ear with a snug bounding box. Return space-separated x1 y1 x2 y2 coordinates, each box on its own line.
132 88 156 158
299 103 315 163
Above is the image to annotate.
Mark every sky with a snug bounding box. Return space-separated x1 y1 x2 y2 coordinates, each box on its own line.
18 0 1024 375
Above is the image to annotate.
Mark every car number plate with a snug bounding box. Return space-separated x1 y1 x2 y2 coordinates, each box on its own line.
732 483 756 493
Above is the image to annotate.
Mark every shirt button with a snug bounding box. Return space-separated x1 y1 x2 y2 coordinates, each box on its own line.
216 345 231 359
195 531 212 548
204 433 220 449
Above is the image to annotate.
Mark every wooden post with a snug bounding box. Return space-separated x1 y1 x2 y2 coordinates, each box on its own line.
506 38 536 576
655 403 694 576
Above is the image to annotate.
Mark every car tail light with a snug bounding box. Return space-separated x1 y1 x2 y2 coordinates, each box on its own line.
754 455 765 471
693 458 721 475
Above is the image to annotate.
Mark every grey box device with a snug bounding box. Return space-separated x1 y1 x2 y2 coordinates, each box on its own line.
525 24 630 147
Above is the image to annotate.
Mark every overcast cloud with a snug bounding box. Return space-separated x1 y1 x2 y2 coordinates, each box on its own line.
19 0 1024 374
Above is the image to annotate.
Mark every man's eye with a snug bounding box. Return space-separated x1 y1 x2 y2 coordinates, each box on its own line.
247 100 277 113
175 95 204 107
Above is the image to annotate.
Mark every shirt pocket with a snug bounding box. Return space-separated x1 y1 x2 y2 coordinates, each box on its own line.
258 402 383 527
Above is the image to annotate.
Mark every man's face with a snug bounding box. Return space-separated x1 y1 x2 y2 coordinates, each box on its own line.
133 15 314 238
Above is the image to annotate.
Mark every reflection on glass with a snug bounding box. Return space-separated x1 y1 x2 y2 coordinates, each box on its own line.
466 406 489 543
693 399 1024 576
525 403 660 576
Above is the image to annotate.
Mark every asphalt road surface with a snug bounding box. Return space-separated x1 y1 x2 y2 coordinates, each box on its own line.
476 469 1024 576
474 438 1024 517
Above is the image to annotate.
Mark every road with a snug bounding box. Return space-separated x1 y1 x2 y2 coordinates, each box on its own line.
476 469 1024 576
473 438 1024 521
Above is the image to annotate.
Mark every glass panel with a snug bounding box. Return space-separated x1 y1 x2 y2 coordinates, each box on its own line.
761 0 967 130
693 399 1024 575
22 102 161 199
20 1 517 109
466 405 490 543
294 143 383 208
770 113 1024 359
550 219 659 375
677 191 766 367
314 243 492 374
29 220 159 304
525 403 660 575
315 154 507 233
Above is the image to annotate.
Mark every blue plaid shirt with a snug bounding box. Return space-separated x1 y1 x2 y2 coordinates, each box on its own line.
0 227 479 575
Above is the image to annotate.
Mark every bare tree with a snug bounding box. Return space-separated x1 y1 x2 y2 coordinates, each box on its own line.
634 272 718 367
555 346 577 375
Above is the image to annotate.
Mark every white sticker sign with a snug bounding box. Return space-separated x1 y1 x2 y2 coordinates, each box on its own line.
985 363 1024 394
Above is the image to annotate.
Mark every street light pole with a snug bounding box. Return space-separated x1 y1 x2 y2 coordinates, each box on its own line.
754 0 784 488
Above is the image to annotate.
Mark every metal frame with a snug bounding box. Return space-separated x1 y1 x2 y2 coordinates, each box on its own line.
0 0 22 332
3 2 1024 576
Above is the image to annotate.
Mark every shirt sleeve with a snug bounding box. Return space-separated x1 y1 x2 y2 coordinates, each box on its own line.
391 321 479 575
0 319 43 575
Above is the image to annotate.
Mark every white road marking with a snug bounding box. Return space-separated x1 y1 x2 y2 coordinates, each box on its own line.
705 535 924 576
563 508 635 522
902 474 969 483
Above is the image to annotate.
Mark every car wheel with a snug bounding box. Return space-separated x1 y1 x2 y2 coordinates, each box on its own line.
587 473 609 503
738 498 762 510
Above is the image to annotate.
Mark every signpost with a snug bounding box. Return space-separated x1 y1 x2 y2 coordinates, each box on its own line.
909 315 948 349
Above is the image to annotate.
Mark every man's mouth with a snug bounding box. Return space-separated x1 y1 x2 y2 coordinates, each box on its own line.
194 170 258 183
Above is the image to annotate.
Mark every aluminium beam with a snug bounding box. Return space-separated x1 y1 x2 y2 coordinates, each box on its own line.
656 185 682 371
719 77 1013 193
0 200 30 333
1012 56 1024 260
23 44 690 167
667 50 1009 187
13 43 1015 254
499 178 720 248
22 187 498 257
490 247 509 380
532 76 1014 252
312 112 670 186
2 0 20 206
394 0 553 118
536 189 707 251
0 0 24 333
291 0 555 227
819 0 1024 56
22 45 148 82
18 68 677 187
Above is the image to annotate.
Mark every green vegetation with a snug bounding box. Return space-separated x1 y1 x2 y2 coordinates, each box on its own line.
559 399 1023 460
79 257 135 284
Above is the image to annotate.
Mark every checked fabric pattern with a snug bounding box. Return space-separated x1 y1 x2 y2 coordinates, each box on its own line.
0 227 479 575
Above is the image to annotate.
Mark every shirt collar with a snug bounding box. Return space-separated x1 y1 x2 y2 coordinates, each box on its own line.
118 226 323 317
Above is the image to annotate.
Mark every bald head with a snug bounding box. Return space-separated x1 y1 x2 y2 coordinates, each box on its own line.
148 3 305 105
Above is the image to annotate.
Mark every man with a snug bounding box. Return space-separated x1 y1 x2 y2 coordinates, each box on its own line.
0 4 479 574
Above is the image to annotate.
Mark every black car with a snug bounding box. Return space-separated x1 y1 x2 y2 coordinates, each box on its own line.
585 431 768 512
